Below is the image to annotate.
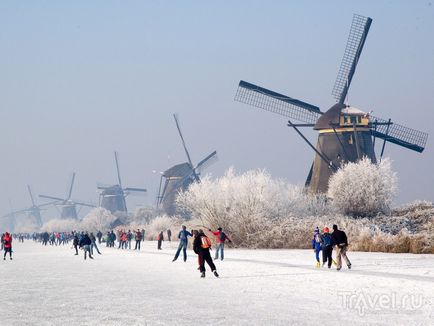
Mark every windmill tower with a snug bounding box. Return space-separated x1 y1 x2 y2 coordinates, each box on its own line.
98 152 147 215
234 14 428 193
39 173 95 219
157 114 217 215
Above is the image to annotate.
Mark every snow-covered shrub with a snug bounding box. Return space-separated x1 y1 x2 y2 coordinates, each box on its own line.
328 157 397 217
177 168 331 247
144 215 183 240
41 218 79 232
132 206 157 225
79 208 117 232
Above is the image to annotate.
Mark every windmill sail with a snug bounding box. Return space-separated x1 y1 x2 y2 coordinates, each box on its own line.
332 14 372 104
370 115 428 153
235 80 322 124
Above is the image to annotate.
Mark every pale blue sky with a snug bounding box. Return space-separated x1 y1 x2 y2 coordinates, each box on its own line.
1 1 433 220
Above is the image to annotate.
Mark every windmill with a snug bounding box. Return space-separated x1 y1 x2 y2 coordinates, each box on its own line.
157 114 217 215
234 14 428 193
1 185 57 228
39 172 96 219
97 151 147 215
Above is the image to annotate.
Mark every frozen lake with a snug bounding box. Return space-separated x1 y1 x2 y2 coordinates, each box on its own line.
1 240 433 325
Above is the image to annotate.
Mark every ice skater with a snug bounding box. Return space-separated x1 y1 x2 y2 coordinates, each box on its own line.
193 229 219 278
311 227 322 268
79 233 93 260
209 227 231 261
3 232 13 260
331 224 351 270
157 231 164 250
321 227 334 268
172 225 192 262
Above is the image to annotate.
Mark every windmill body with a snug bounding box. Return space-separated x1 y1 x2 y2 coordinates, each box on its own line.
157 115 217 216
98 152 146 215
234 14 428 193
310 104 376 192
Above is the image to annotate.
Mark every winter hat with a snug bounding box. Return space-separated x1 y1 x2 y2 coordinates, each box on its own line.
217 227 222 231
323 227 330 233
314 227 319 234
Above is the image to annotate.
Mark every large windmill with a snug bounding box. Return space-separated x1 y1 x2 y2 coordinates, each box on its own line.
1 185 57 228
157 114 217 215
39 173 95 219
98 152 147 215
234 14 428 193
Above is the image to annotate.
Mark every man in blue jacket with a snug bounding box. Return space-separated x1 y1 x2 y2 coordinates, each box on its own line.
172 225 192 262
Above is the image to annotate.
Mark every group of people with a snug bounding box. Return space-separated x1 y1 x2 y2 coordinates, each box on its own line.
312 224 351 271
170 226 232 278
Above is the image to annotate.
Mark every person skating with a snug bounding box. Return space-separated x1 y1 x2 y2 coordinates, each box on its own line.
209 227 231 261
134 229 142 250
331 224 351 270
157 231 164 250
311 227 322 268
172 225 192 262
79 233 93 260
167 229 172 242
127 230 133 249
73 233 79 255
321 227 334 268
193 229 219 278
3 232 13 260
96 230 103 244
90 232 102 255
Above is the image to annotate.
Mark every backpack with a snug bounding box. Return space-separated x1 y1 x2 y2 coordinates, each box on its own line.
201 236 212 249
219 231 226 242
322 234 333 247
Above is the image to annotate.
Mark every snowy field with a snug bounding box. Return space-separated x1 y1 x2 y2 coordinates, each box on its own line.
0 241 433 326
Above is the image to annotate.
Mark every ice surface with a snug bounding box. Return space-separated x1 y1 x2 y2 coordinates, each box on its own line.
0 241 432 325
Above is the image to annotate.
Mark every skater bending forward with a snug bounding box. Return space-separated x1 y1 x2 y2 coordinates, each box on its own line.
193 230 219 278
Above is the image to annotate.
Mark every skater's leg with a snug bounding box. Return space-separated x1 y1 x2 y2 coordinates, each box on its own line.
182 243 187 262
220 243 225 260
341 246 351 267
336 246 342 270
204 251 216 272
173 243 182 261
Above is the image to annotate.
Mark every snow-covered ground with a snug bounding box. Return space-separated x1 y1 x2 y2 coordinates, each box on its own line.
0 241 433 326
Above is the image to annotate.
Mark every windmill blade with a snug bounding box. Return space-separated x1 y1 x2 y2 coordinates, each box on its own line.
39 194 66 202
74 201 96 208
67 172 76 200
195 150 218 173
37 200 60 208
114 151 123 188
235 80 322 124
159 178 170 204
173 114 195 169
27 185 36 206
124 187 147 193
370 116 428 153
332 14 372 104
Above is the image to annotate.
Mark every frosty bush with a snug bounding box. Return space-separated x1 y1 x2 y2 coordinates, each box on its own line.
176 168 331 247
144 215 183 240
41 218 79 232
80 208 118 232
328 157 397 217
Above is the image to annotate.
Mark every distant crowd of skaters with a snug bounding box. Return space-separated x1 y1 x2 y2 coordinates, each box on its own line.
2 224 352 275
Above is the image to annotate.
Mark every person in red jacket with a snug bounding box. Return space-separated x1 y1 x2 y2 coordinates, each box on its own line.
208 227 231 261
3 232 13 260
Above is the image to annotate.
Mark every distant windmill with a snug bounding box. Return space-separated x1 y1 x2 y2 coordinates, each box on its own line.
234 14 428 193
98 151 147 215
39 172 95 219
1 185 57 228
157 114 217 215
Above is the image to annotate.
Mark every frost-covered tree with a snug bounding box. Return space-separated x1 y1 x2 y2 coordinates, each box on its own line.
79 207 118 231
176 168 330 246
327 157 397 217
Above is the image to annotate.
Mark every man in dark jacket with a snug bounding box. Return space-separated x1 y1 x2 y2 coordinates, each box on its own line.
73 233 79 255
172 225 192 262
79 233 93 260
193 229 219 278
331 224 351 270
134 229 142 250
